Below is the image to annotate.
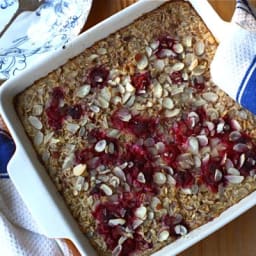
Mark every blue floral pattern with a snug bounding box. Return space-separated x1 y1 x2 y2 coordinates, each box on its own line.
0 0 92 80
0 0 15 9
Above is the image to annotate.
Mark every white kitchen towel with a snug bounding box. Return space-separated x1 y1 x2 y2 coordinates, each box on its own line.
211 0 256 114
0 179 72 256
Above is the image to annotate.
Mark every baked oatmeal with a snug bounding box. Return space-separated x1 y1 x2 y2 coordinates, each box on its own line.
15 1 256 255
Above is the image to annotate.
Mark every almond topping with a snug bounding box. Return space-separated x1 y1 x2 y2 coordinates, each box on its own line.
108 218 126 226
158 230 170 242
100 184 113 196
95 139 107 152
135 206 147 220
153 172 167 185
73 164 87 176
28 116 42 130
174 224 187 236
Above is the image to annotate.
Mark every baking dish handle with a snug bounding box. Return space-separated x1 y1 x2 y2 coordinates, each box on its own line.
7 147 96 256
190 0 231 42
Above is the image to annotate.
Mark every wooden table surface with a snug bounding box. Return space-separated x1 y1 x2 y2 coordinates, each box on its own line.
65 1 256 256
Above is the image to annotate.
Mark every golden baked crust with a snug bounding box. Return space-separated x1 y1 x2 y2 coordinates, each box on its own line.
15 1 256 255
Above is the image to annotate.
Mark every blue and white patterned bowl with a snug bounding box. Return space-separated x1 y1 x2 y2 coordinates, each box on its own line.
0 0 93 80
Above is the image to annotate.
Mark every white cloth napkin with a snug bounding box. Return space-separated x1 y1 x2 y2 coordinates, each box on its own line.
211 0 256 114
0 179 72 256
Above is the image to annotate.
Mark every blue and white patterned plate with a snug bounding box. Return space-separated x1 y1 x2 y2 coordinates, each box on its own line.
0 0 93 80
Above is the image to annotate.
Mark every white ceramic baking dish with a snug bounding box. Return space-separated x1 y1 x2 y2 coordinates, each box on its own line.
1 1 254 256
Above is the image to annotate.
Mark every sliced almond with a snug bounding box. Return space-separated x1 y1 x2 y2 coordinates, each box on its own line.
95 139 107 152
97 96 109 109
153 172 166 185
185 53 197 70
122 92 132 104
150 40 160 50
155 141 165 153
83 182 89 191
97 47 107 55
162 97 174 109
197 135 208 146
112 245 122 256
73 164 86 176
214 169 223 182
183 35 192 47
216 122 225 133
173 43 184 54
32 104 43 116
135 54 148 70
34 131 44 146
233 143 248 153
117 108 131 122
174 225 187 236
112 96 122 105
62 154 75 170
154 59 165 71
125 82 135 92
239 153 246 168
230 119 242 131
66 123 80 134
113 166 126 181
75 85 91 98
108 218 126 226
74 176 85 192
100 87 112 101
225 175 244 184
164 108 180 118
229 131 242 142
192 65 206 76
145 46 153 57
137 172 146 183
151 196 161 210
194 40 205 56
202 92 218 103
100 184 113 196
157 49 176 58
158 230 170 242
153 81 163 98
125 95 135 107
87 54 98 62
135 205 147 220
227 167 240 176
90 105 100 113
109 176 120 187
172 62 184 72
132 219 144 229
28 116 42 130
188 136 199 154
